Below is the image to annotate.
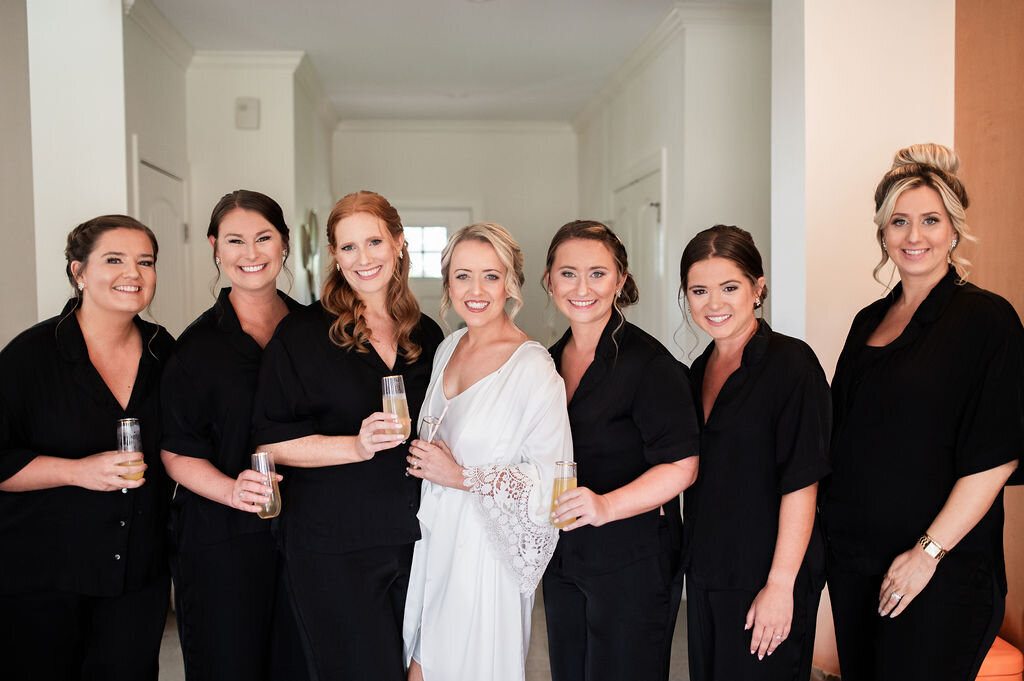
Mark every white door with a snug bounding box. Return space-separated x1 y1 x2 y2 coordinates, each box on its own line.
612 169 666 345
138 162 189 337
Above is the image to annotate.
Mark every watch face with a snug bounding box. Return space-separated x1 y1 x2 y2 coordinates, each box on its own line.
923 543 940 558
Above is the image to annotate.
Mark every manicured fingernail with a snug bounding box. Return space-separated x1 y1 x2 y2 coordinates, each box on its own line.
758 654 764 660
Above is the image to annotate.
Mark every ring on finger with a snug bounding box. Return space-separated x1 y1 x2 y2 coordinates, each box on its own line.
891 592 903 599
774 635 782 639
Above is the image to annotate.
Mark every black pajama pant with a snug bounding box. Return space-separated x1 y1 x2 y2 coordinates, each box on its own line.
543 547 683 681
170 530 295 681
685 579 820 681
828 553 1003 681
281 542 413 681
0 577 170 681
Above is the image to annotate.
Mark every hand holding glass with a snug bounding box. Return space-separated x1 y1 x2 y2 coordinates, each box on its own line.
551 461 578 529
251 451 281 519
382 375 412 442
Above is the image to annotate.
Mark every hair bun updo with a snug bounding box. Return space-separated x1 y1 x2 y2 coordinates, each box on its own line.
891 143 960 175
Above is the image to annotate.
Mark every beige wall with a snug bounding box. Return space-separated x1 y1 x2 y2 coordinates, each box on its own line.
0 0 38 348
955 0 1024 653
124 0 191 181
332 121 578 344
293 59 336 304
187 52 302 314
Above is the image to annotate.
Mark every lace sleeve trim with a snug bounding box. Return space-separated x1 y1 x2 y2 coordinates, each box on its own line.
463 464 558 594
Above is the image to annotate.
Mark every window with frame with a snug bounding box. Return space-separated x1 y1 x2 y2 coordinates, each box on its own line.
404 225 448 278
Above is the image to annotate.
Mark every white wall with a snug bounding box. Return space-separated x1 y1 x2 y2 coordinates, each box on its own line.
0 0 38 348
187 52 301 313
576 4 771 359
25 0 129 319
333 121 578 343
124 0 191 180
773 0 956 378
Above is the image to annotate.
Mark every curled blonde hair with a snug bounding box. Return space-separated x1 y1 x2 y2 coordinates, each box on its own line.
439 222 525 326
872 143 974 282
321 191 423 362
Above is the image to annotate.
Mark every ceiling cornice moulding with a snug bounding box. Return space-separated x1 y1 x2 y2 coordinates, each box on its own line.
125 0 194 69
190 50 305 71
335 120 575 134
572 2 769 129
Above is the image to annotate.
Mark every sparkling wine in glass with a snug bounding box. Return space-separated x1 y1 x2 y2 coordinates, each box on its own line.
251 451 281 520
381 375 412 443
117 417 144 481
551 461 578 529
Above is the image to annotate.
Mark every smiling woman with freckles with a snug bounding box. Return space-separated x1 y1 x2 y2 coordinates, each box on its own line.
0 216 174 680
540 220 700 681
680 225 830 681
401 222 572 681
822 144 1024 681
251 191 443 680
159 190 302 680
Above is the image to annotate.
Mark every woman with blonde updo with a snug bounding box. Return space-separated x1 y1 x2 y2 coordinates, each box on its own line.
822 144 1024 680
402 223 572 681
252 191 443 680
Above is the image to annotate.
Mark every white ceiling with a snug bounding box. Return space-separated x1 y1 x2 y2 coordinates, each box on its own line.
151 0 691 120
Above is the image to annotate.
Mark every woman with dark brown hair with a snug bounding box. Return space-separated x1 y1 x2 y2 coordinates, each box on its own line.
541 220 699 681
0 215 174 680
680 225 830 681
161 190 301 680
253 190 443 680
823 144 1024 681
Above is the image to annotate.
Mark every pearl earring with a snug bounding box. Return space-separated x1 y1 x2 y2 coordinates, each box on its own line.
951 238 958 249
215 256 221 266
616 289 622 298
77 282 84 292
336 263 341 272
881 239 887 253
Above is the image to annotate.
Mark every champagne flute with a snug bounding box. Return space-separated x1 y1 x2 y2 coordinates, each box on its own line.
551 461 577 529
251 451 281 520
381 375 412 443
117 417 144 481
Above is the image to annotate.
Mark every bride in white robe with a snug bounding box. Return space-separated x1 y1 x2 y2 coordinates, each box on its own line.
402 223 572 681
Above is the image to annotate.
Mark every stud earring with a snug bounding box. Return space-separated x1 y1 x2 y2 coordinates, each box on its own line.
215 256 221 266
283 249 288 258
616 289 622 298
881 239 887 253
754 298 762 309
77 281 84 292
336 263 341 272
951 238 958 249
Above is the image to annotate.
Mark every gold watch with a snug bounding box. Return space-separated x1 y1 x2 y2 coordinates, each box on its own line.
918 534 946 560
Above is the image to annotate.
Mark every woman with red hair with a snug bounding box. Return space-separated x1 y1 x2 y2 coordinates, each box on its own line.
253 191 444 680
